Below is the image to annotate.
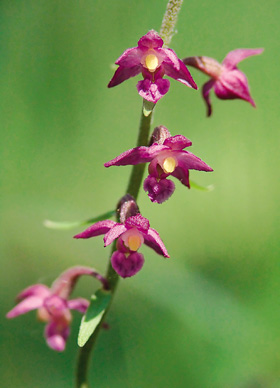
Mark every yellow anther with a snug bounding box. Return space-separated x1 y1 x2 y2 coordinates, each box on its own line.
145 54 159 72
127 235 142 251
162 157 176 173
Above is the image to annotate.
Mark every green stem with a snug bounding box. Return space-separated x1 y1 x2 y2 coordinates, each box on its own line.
75 102 154 388
126 104 154 199
76 0 183 384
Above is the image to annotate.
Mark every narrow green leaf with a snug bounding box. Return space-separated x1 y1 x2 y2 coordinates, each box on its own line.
190 180 214 192
143 99 155 117
43 210 116 230
78 289 112 347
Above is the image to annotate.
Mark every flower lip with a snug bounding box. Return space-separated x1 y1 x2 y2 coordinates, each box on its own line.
144 176 175 204
45 321 70 352
111 251 145 278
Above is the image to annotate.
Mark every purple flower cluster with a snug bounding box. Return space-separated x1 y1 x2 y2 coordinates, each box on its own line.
7 29 263 352
108 30 262 112
7 267 108 351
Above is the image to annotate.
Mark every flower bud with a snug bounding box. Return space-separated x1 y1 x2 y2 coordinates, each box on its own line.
117 194 139 224
150 125 171 145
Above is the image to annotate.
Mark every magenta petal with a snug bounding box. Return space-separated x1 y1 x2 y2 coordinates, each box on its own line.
137 78 170 103
159 47 180 70
202 79 215 117
16 284 51 301
51 266 99 298
45 322 69 352
111 251 144 278
115 47 142 67
6 296 45 318
144 229 169 257
143 176 175 204
67 298 89 314
171 166 190 187
163 59 197 89
176 151 213 172
104 144 168 167
223 48 264 69
163 135 192 150
104 223 127 247
138 30 163 49
46 334 66 352
125 214 150 232
215 70 255 106
148 156 162 178
74 220 116 239
108 65 141 88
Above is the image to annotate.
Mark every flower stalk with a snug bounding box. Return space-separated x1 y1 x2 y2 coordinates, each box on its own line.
76 0 185 383
126 103 154 199
75 101 155 388
160 0 183 46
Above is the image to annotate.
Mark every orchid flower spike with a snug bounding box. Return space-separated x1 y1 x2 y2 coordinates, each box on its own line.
183 48 264 116
6 266 108 351
108 30 197 103
104 126 213 204
74 196 169 278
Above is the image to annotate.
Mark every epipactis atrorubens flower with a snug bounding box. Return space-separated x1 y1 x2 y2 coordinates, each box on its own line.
74 213 169 278
6 266 107 351
104 126 213 204
108 30 197 103
183 48 263 116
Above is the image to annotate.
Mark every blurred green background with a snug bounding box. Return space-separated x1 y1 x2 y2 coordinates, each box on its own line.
1 0 279 387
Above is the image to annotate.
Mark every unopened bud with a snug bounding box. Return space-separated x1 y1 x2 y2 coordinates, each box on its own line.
150 125 171 145
117 194 140 224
